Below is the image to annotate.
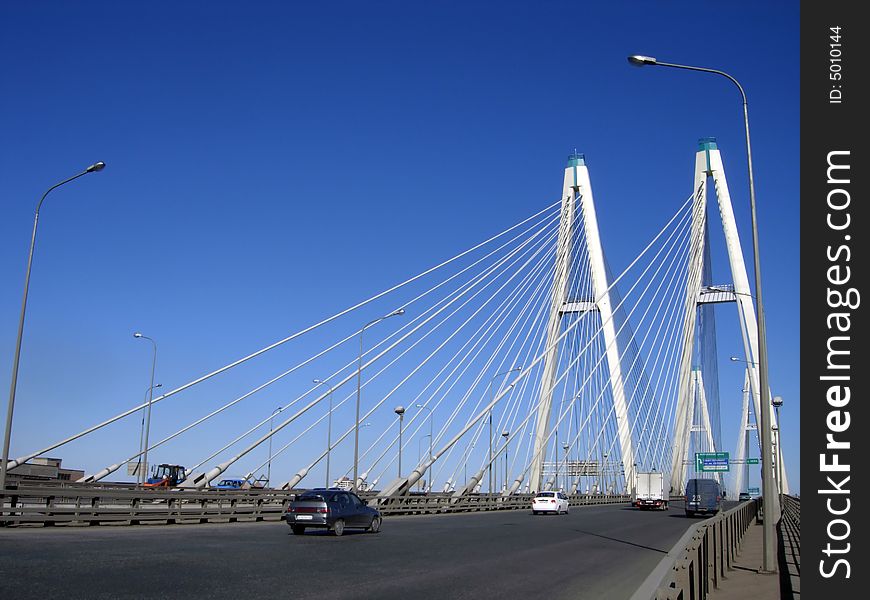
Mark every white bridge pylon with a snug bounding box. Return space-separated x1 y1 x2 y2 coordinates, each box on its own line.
528 154 635 495
670 138 788 495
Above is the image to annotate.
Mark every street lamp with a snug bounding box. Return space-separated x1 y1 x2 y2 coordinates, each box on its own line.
0 161 106 492
133 332 158 487
394 405 405 478
487 367 521 494
772 396 784 497
137 383 161 480
313 379 334 487
729 356 756 364
354 308 405 492
415 403 433 464
267 406 281 488
418 434 431 492
628 54 778 572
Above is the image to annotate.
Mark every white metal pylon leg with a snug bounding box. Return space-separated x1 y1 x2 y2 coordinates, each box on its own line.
692 369 724 486
670 167 707 493
529 154 635 493
671 138 788 494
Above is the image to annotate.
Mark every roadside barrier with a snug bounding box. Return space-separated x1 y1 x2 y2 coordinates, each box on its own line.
630 498 758 600
0 483 629 526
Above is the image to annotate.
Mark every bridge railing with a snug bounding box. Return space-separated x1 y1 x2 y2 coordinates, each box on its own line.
631 498 758 600
779 494 801 596
0 483 630 526
369 492 631 515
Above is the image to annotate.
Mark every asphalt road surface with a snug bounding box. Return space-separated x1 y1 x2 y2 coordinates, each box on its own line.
0 500 710 600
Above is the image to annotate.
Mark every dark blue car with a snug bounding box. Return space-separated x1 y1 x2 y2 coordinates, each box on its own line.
284 488 381 536
685 478 722 517
212 478 246 490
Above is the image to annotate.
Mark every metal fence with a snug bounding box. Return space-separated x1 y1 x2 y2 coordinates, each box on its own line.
779 494 800 596
631 499 759 600
0 483 630 526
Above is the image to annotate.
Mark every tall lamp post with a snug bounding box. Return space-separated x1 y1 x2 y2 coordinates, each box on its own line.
267 406 281 487
133 332 158 487
354 308 405 492
137 383 161 480
772 396 784 497
313 379 334 487
487 367 521 494
628 54 777 572
418 434 431 492
394 405 405 478
562 442 570 492
415 403 433 464
502 431 510 492
0 161 106 493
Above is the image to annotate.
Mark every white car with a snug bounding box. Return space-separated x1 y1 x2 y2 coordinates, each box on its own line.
532 491 569 515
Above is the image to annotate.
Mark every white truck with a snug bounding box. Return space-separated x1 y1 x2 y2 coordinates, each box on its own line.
633 471 669 510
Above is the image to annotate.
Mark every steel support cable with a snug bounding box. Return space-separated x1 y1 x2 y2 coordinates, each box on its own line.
393 232 558 489
127 205 564 484
543 195 695 450
357 226 559 484
185 206 562 473
554 192 693 473
407 230 557 470
10 201 561 471
262 216 560 485
493 212 595 491
648 271 695 473
186 209 562 477
605 215 694 466
412 191 697 493
351 221 560 483
644 196 706 472
504 202 595 487
513 193 697 486
279 215 560 485
260 234 560 488
581 199 700 471
462 289 552 487
206 246 549 489
665 189 711 474
460 213 588 488
629 251 691 469
492 191 682 489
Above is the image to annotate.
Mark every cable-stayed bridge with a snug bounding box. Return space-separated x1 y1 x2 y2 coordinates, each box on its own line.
3 139 788 505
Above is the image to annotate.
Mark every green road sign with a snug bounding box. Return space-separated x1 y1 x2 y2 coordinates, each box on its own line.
695 451 730 472
746 458 759 464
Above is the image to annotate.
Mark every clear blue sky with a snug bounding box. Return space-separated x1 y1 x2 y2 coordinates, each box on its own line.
0 1 799 491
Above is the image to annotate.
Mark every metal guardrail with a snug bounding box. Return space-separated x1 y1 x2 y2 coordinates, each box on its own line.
779 494 800 596
631 499 758 600
0 484 630 526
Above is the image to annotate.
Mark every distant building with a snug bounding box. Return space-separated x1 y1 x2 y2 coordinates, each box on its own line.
6 457 84 483
334 477 353 491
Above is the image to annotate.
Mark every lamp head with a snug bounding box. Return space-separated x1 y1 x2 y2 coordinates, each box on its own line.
729 356 739 361
628 54 657 66
313 378 323 384
772 395 784 407
392 308 405 317
394 405 405 415
133 332 143 338
86 161 106 173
